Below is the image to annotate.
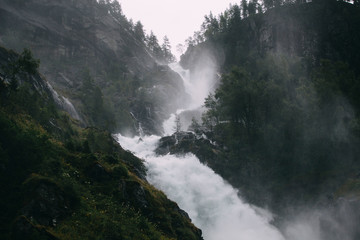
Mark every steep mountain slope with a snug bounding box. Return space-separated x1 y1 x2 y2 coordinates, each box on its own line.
0 45 203 240
181 1 360 75
0 0 186 134
178 1 360 212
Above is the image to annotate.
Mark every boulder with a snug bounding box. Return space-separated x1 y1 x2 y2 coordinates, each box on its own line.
155 135 177 155
119 180 148 210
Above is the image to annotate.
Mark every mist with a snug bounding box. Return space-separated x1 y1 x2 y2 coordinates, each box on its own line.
165 50 220 133
170 50 219 110
115 53 287 239
281 199 360 240
116 134 285 240
115 44 360 239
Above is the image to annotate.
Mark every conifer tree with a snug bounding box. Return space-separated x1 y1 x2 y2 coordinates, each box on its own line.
241 0 248 18
264 0 274 10
134 21 146 42
146 31 162 59
161 36 171 62
248 0 257 15
174 114 181 133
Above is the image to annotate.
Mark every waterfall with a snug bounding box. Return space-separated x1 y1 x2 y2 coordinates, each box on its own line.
115 62 286 240
46 82 81 121
116 134 285 240
168 62 218 110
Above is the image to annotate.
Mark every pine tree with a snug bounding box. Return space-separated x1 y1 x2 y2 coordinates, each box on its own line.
162 36 175 63
189 117 201 134
134 21 146 42
248 0 257 15
174 114 181 133
229 4 241 28
146 31 162 59
241 0 248 18
264 0 274 10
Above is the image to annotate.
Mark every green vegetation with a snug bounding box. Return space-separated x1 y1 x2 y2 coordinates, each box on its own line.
180 1 360 210
201 55 360 208
0 46 202 240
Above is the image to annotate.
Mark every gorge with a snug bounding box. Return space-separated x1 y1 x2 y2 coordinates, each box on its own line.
0 0 360 239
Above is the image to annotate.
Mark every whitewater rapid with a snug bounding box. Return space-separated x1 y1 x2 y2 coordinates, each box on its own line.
115 62 286 239
116 134 285 240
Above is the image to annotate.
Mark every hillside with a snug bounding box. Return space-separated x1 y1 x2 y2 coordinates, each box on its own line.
0 46 202 240
181 0 360 75
0 0 186 135
177 0 360 213
2 0 360 238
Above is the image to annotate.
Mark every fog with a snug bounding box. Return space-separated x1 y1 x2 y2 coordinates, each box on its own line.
281 200 360 240
169 52 218 110
115 51 359 240
164 51 219 133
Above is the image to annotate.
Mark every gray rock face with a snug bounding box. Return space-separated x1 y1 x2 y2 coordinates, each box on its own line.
155 131 217 158
119 180 148 210
0 0 187 134
156 135 177 155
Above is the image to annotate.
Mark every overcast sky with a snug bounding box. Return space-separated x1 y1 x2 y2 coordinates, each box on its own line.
119 0 238 57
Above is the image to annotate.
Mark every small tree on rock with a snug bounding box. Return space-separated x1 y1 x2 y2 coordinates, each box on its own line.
174 114 181 133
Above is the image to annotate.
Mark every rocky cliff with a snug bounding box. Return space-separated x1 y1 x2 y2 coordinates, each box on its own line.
0 0 186 134
0 45 203 240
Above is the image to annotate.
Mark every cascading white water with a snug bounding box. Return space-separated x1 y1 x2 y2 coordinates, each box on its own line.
169 61 217 110
116 134 285 240
115 62 285 240
46 82 81 121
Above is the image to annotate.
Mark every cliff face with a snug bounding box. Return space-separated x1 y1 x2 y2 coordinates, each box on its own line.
0 45 203 240
0 0 185 134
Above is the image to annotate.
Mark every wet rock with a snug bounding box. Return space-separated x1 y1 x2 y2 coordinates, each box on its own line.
119 180 148 210
156 131 213 156
156 131 198 155
156 135 177 155
177 208 191 221
132 167 147 181
175 131 196 142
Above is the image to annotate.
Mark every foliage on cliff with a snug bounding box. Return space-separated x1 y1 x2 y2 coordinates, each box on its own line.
180 1 360 210
0 46 202 240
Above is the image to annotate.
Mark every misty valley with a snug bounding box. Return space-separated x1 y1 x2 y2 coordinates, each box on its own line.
0 0 360 240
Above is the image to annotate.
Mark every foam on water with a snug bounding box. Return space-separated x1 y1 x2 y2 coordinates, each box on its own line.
115 134 285 240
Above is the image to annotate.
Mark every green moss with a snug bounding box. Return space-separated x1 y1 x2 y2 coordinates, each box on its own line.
0 45 202 240
111 165 129 178
0 104 201 240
